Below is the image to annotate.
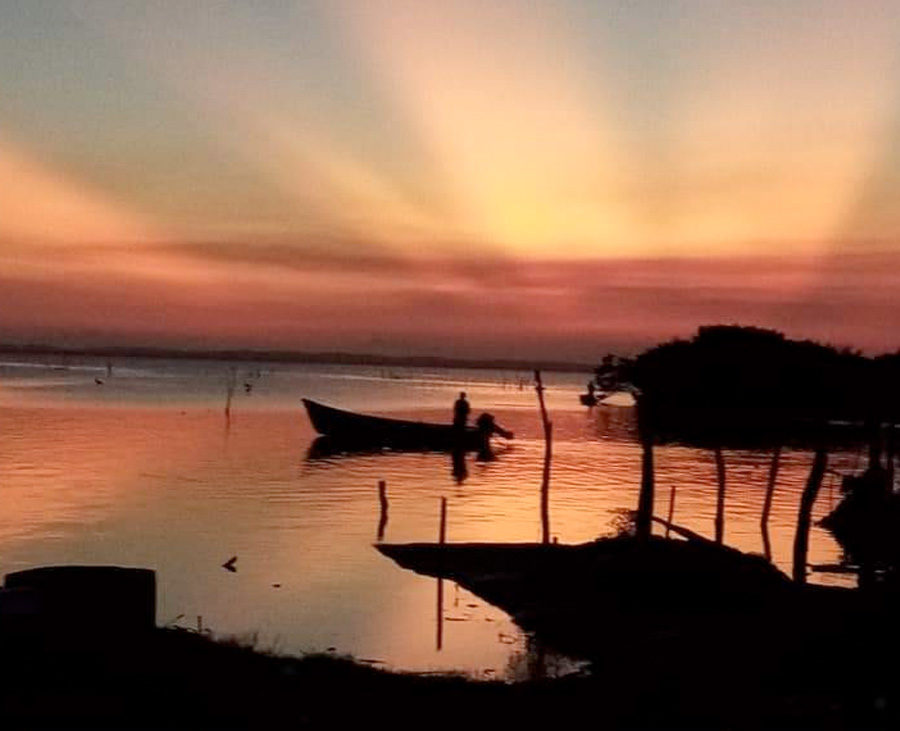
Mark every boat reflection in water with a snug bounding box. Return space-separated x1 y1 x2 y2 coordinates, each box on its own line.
307 436 513 487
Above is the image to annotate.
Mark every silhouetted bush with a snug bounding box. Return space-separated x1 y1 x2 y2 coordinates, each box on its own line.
598 325 896 446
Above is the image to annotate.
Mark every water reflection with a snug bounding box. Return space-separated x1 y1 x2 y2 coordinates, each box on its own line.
0 358 861 678
450 449 468 484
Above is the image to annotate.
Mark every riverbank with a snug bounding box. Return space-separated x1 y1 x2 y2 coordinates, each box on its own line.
0 623 893 729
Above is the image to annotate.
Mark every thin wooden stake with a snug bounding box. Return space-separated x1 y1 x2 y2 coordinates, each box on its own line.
793 449 828 584
714 447 726 544
224 367 237 418
540 423 553 544
665 485 676 538
534 370 553 544
635 395 655 540
761 446 781 561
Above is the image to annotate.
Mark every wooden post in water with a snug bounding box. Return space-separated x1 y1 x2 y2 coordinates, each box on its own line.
792 449 828 584
665 485 676 539
714 447 726 544
540 424 553 544
224 367 237 418
376 480 388 541
760 446 781 561
436 497 447 650
534 370 553 544
635 396 654 541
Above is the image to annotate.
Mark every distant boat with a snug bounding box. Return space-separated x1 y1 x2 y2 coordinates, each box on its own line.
302 399 511 452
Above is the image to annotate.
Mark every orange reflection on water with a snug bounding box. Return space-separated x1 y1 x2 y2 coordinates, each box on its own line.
0 367 856 676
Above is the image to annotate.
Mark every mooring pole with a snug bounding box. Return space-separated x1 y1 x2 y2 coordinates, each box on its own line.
635 396 654 540
665 485 676 539
792 449 828 584
714 446 726 544
534 370 553 544
760 446 781 561
540 424 553 544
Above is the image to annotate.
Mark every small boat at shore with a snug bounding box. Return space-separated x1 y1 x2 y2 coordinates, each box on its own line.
302 399 512 452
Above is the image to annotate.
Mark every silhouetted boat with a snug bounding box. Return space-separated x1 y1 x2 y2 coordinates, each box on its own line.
302 399 510 452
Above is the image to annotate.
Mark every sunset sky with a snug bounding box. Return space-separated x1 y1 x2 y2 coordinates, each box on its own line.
3 1 900 361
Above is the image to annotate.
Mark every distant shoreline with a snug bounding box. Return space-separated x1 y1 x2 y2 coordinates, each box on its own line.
0 343 594 374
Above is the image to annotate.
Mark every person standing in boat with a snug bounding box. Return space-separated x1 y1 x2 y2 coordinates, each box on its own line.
453 392 470 430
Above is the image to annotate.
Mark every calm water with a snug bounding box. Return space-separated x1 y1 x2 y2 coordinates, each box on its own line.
0 356 859 679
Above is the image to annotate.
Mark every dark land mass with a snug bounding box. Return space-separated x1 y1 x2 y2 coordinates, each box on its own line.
2 547 898 730
596 325 900 448
0 342 593 374
0 620 894 730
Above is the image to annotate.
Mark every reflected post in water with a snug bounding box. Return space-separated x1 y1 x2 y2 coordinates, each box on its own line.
450 448 468 484
436 496 447 651
714 446 727 544
534 370 553 544
793 449 828 584
376 480 388 542
761 445 781 561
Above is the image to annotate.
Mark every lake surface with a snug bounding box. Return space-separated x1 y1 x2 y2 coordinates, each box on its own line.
0 356 859 679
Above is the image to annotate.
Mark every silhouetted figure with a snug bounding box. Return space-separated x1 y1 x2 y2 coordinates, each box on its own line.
475 412 513 460
475 412 512 439
580 379 598 407
453 392 470 430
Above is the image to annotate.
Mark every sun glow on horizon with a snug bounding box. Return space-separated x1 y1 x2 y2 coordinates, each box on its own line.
3 1 900 353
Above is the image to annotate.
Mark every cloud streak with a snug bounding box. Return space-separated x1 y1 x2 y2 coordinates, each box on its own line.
3 247 900 359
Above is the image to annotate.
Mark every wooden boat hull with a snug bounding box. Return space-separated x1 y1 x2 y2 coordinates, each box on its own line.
302 398 487 452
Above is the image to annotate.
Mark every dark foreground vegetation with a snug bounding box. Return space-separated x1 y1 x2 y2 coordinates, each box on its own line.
0 618 896 730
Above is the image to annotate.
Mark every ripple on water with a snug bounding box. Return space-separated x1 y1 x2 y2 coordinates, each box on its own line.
0 362 861 677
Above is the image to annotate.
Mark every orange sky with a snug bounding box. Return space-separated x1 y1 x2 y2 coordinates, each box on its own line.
3 2 900 359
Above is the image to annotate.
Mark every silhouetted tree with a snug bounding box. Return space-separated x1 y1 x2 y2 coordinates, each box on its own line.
605 325 880 447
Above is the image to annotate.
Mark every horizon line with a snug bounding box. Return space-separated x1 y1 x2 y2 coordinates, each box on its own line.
0 342 596 375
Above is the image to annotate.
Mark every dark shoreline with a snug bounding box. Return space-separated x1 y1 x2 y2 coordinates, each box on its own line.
0 626 878 730
0 343 593 374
